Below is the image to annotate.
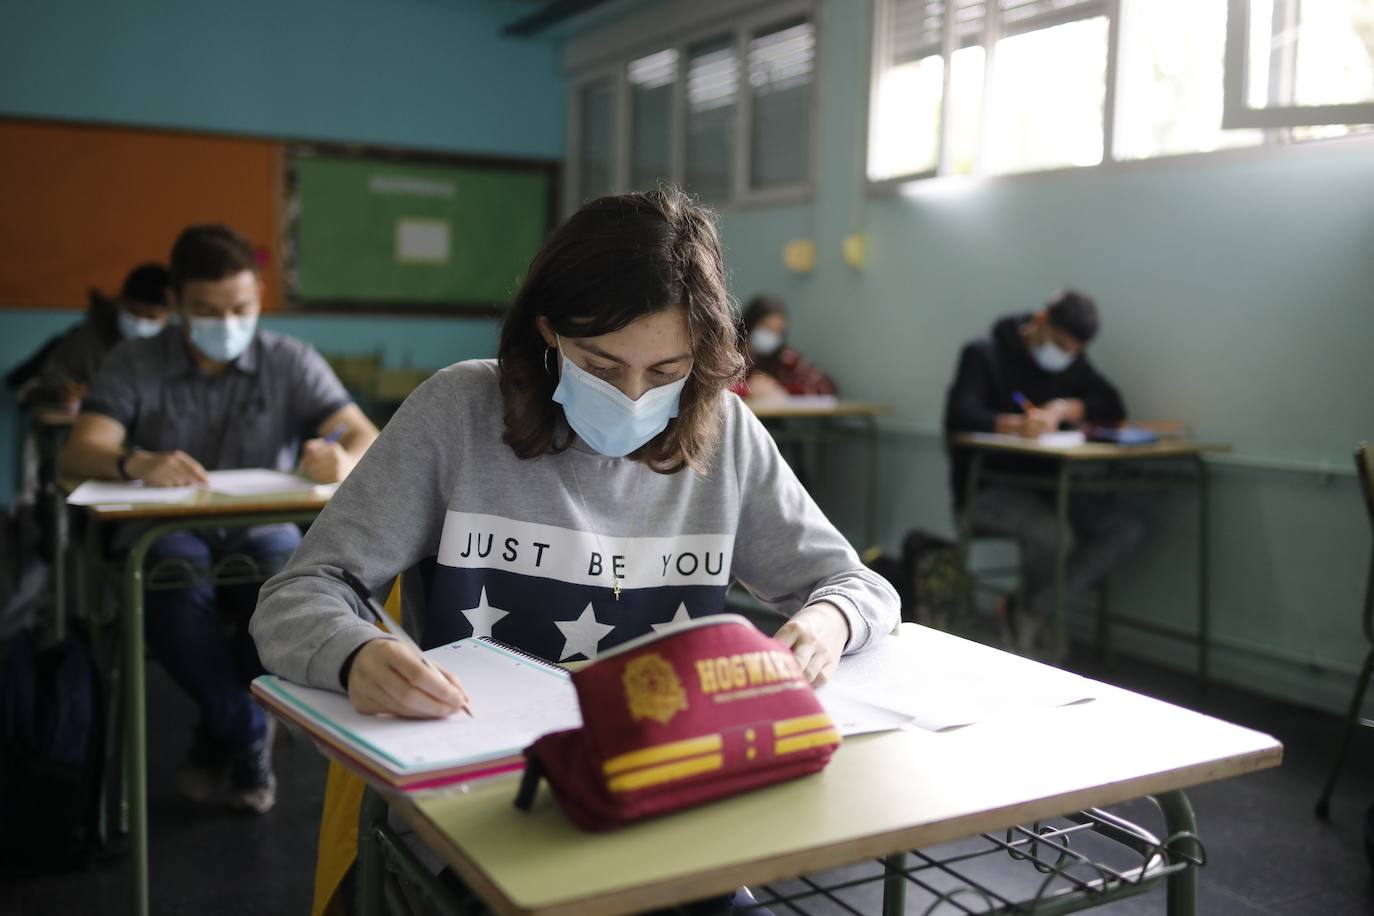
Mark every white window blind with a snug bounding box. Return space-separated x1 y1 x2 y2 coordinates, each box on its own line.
685 33 739 201
891 0 946 62
628 50 678 191
748 17 815 188
577 79 616 203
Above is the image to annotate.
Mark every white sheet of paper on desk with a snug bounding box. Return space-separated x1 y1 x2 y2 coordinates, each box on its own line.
206 469 319 496
65 480 200 505
1036 430 1087 448
782 394 838 408
823 629 1096 733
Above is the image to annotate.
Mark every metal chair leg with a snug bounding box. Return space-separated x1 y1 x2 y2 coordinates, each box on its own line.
1315 647 1374 819
357 787 390 916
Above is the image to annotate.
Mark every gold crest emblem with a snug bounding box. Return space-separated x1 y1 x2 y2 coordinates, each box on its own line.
623 653 689 725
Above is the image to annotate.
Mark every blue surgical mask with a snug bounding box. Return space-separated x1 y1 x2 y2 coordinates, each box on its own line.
551 341 688 458
1032 340 1076 373
117 310 166 340
749 327 783 357
188 315 258 362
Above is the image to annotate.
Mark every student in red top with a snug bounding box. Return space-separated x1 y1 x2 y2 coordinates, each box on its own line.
732 295 837 401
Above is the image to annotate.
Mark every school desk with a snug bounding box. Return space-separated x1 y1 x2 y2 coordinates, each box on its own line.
748 401 893 548
952 434 1231 682
71 485 332 916
345 623 1279 916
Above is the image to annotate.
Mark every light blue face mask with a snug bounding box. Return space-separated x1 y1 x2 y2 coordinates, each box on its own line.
551 341 688 458
117 310 167 340
1032 340 1076 373
188 315 258 363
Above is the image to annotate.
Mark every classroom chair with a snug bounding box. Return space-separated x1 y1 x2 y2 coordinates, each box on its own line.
1314 442 1374 821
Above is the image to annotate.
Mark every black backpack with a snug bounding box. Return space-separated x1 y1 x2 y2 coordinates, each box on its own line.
865 529 971 631
0 631 107 873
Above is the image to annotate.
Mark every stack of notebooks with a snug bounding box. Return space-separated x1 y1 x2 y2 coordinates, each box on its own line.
254 628 1097 794
252 637 582 792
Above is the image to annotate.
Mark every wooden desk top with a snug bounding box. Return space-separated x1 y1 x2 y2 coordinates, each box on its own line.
396 625 1281 916
954 432 1231 462
748 400 893 420
65 484 331 522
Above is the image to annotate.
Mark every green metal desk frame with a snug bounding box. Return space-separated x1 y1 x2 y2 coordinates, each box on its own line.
758 413 883 548
355 787 1204 916
81 507 324 916
957 451 1211 682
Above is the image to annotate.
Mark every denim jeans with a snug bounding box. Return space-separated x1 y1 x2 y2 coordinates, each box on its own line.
966 486 1145 617
142 524 302 754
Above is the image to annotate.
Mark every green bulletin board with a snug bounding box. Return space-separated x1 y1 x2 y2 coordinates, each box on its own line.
292 154 552 309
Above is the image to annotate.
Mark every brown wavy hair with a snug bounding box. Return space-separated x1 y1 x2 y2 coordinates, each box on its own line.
498 188 745 474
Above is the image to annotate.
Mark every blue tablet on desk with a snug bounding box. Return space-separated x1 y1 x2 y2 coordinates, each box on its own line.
1087 425 1160 446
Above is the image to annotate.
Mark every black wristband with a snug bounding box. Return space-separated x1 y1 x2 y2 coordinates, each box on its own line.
115 449 138 481
339 642 369 690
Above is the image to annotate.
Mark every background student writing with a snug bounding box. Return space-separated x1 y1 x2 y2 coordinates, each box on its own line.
60 224 379 814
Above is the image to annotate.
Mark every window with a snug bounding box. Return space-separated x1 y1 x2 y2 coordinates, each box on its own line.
576 79 616 203
685 34 739 202
1224 0 1374 129
748 17 816 188
985 16 1109 174
1114 0 1262 160
629 50 678 192
869 0 1374 185
567 4 816 209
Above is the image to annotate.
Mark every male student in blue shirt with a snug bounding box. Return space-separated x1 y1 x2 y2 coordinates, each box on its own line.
942 289 1144 660
61 224 379 813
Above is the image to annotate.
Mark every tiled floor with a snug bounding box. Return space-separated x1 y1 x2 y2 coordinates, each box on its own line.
4 640 1371 915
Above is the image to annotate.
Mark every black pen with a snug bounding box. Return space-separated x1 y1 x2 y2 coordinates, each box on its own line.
338 568 473 717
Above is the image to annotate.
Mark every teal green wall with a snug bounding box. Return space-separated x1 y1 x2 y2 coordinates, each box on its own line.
0 0 564 157
714 2 1373 714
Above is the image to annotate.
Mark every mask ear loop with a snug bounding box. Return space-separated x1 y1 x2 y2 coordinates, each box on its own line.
544 345 556 376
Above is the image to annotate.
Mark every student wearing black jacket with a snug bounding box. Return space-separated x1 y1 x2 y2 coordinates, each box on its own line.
942 290 1143 657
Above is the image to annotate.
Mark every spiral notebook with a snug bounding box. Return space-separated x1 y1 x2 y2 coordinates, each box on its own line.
251 637 582 791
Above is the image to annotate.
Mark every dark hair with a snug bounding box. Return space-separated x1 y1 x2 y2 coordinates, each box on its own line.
741 294 788 334
169 225 258 292
1046 289 1100 343
498 189 745 474
120 263 170 306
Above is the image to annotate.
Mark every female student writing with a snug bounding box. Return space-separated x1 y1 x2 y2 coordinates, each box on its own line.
251 189 897 722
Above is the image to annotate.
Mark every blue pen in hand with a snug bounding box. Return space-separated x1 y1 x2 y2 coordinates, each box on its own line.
1012 392 1035 412
338 568 473 717
323 424 348 445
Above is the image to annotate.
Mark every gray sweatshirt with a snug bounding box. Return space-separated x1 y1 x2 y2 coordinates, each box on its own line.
251 359 898 690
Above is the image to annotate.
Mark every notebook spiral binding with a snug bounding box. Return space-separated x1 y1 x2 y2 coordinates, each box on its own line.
476 636 567 675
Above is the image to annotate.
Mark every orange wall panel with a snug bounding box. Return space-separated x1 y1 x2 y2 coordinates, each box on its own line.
0 119 283 310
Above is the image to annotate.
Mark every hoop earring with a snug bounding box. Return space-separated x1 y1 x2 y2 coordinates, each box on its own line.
544 345 556 376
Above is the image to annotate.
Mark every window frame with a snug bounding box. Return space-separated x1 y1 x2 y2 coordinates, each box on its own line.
868 0 1374 191
1222 0 1374 130
564 0 818 213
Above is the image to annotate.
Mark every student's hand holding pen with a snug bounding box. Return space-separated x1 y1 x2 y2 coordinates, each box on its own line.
298 425 353 483
338 568 473 719
123 449 212 486
346 639 472 719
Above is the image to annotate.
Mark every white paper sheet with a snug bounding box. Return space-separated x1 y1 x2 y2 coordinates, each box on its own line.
820 628 1096 733
205 469 320 496
65 480 199 506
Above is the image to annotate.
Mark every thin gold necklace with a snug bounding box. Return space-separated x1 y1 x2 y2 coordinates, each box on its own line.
567 457 645 600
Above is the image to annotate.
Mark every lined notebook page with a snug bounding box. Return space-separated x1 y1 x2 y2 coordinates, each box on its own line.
257 639 581 773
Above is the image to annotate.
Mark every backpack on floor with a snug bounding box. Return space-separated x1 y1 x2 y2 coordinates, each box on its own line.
0 631 106 873
864 529 971 631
